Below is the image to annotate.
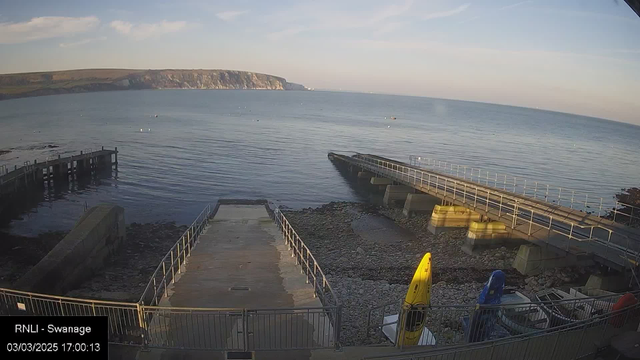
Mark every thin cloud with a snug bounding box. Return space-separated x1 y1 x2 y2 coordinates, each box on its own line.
498 1 533 11
59 36 106 48
458 1 532 24
110 20 187 40
0 16 99 44
265 0 413 40
423 3 470 20
216 10 248 22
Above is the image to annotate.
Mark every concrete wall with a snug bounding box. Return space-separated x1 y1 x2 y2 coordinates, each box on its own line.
15 204 126 294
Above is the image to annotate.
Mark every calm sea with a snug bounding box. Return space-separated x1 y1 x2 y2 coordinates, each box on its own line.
1 90 639 236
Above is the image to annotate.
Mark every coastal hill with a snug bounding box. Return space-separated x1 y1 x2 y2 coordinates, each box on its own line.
0 69 307 100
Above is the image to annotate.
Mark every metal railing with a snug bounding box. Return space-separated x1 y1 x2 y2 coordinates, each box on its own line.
367 290 636 351
273 206 342 347
0 287 144 345
140 304 339 350
139 203 215 306
363 298 640 360
410 155 640 225
343 153 640 269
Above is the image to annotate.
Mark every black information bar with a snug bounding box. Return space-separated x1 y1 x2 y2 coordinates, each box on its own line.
1 316 108 359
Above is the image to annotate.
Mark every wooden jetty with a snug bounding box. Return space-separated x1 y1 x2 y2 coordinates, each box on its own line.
0 146 118 199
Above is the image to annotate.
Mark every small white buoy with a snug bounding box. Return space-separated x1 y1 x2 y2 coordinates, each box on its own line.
140 128 143 132
148 128 151 132
155 114 158 118
387 125 391 128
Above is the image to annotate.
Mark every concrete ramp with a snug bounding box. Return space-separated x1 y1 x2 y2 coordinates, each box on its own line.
147 203 333 355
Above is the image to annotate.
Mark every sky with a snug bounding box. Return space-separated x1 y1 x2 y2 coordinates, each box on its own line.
1 0 640 124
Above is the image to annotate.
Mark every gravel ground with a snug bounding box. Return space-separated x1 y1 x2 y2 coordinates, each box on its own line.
67 222 187 302
284 201 596 346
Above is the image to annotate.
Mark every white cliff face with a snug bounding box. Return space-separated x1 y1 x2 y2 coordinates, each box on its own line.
128 70 288 90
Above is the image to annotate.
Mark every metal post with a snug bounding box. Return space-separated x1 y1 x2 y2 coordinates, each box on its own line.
584 194 589 212
503 175 507 190
463 184 467 203
570 190 575 209
486 190 490 212
528 210 534 235
474 187 478 208
176 242 181 274
494 173 498 188
513 177 517 193
499 195 503 217
523 179 527 196
558 187 562 205
171 251 175 281
569 224 574 239
598 198 603 217
137 303 148 348
162 262 167 297
182 236 186 266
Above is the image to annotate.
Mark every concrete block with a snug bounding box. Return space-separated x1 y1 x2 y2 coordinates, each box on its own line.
585 274 628 292
428 205 482 234
403 193 440 218
383 185 413 207
462 221 527 254
370 177 393 186
511 244 592 276
357 171 373 179
15 204 126 294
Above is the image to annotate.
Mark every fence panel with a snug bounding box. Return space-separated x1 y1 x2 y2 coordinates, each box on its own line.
0 288 142 344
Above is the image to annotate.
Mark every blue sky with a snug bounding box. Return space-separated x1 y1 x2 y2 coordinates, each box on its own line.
1 0 640 124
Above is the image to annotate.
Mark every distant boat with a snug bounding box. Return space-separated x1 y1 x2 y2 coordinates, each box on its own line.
498 291 549 334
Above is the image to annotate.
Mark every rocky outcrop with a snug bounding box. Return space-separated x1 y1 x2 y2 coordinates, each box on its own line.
0 69 307 100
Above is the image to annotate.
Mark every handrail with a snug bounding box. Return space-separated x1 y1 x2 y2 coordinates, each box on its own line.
273 207 341 307
273 207 342 348
138 203 215 306
334 152 640 268
410 155 639 224
0 287 139 306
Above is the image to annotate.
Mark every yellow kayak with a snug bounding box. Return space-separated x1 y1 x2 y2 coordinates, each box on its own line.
399 252 432 346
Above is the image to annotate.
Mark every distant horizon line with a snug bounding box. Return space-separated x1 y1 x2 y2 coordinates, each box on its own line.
0 66 636 127
312 88 638 127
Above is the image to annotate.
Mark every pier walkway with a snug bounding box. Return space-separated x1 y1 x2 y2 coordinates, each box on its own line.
329 152 640 272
